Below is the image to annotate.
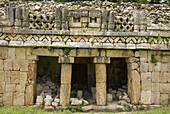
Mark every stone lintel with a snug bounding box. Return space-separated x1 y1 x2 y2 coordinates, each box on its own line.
93 56 110 64
58 56 74 63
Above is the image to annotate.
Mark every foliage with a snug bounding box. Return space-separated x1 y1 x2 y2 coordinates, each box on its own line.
8 0 169 4
151 54 158 64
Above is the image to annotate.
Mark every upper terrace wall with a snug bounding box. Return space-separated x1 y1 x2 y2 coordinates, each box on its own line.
0 1 169 50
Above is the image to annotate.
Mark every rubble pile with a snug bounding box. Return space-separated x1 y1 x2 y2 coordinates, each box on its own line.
108 84 131 106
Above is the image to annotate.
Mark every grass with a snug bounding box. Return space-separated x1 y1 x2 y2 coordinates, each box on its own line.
0 105 169 114
133 105 170 114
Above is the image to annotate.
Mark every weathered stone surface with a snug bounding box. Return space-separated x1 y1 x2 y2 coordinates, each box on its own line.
0 71 5 82
4 59 13 71
160 84 169 93
149 62 161 72
16 84 26 93
152 83 159 92
141 72 151 81
20 72 27 83
105 105 117 111
140 62 148 72
13 93 24 105
8 48 16 59
96 83 106 106
0 82 5 93
160 94 168 105
0 47 8 59
82 105 94 111
25 85 34 105
141 91 151 104
152 92 160 105
107 50 133 57
28 63 36 83
161 63 168 72
0 59 3 70
107 93 113 102
44 106 54 110
61 64 72 84
142 80 151 91
6 84 16 92
96 64 106 83
152 72 159 83
16 48 26 60
128 70 140 104
77 90 83 98
10 71 20 84
160 72 168 83
3 92 13 106
139 51 148 62
60 84 71 106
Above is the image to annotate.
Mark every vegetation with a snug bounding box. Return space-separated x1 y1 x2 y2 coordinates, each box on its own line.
8 0 169 4
0 105 169 114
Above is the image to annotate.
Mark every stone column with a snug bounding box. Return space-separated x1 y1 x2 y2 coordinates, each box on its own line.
60 64 72 106
126 57 140 104
58 56 74 106
133 10 140 32
94 57 110 106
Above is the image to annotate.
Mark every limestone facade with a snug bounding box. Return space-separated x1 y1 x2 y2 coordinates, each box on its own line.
0 48 169 106
0 1 169 106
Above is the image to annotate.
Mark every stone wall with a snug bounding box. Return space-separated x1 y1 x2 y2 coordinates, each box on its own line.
0 47 169 106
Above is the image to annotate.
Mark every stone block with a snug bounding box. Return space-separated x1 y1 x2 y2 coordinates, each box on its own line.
96 64 106 83
140 63 148 72
20 60 29 71
8 48 16 59
160 94 168 105
160 84 169 93
149 62 161 72
135 51 140 57
161 63 168 72
6 84 16 92
20 72 27 83
16 83 26 93
0 82 5 93
13 93 24 105
58 56 74 63
139 51 148 62
96 83 106 106
152 72 159 83
128 70 140 104
142 80 151 91
25 84 34 105
152 83 159 92
160 72 168 83
10 71 20 84
0 47 8 59
60 84 71 106
127 63 139 71
0 59 3 70
33 48 63 56
3 92 13 106
5 71 10 82
152 92 160 105
0 71 5 82
28 63 36 83
4 59 13 71
13 60 21 71
107 94 113 102
61 64 72 84
141 72 151 81
16 48 26 60
107 50 133 58
93 57 110 64
141 91 151 104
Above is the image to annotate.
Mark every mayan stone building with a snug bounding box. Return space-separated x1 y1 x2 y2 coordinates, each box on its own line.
0 1 169 108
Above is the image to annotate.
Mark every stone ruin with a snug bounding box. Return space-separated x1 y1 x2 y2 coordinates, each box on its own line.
0 1 169 111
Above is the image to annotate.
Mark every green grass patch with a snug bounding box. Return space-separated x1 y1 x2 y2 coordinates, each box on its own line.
133 105 170 114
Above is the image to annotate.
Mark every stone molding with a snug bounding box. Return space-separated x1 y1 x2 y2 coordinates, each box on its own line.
0 33 169 50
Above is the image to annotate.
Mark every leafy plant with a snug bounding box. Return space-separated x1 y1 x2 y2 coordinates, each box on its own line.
151 54 158 64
